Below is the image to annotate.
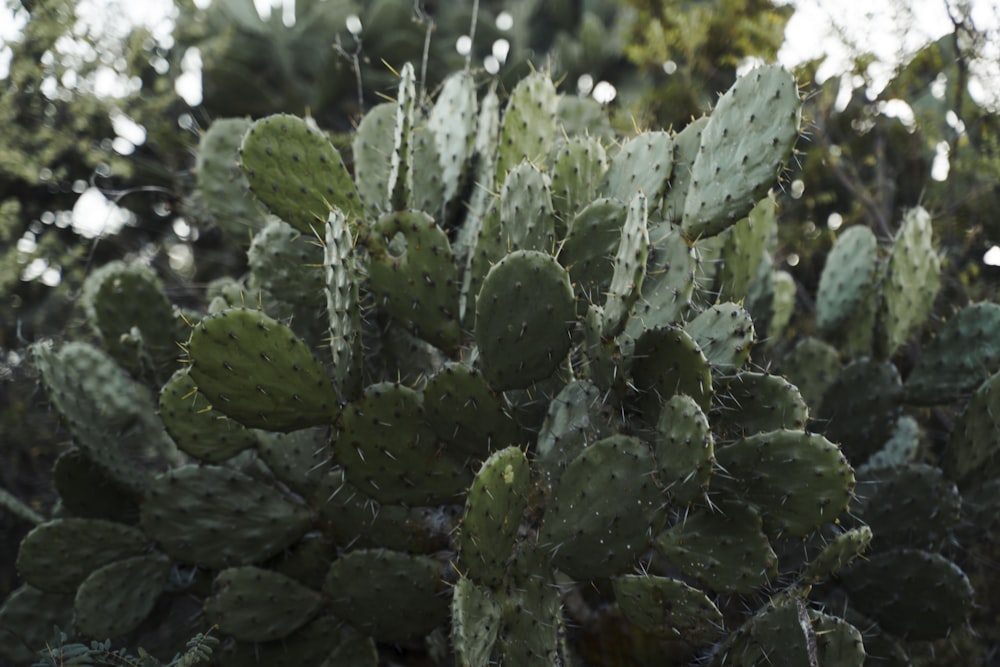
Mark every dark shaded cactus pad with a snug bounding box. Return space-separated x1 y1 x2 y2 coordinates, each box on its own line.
186 308 337 431
74 553 170 639
205 566 323 642
613 574 724 645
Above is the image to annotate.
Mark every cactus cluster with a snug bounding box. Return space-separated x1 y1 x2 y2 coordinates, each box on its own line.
2 59 998 667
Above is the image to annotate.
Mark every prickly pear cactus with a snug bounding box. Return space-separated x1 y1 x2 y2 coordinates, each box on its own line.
10 59 990 667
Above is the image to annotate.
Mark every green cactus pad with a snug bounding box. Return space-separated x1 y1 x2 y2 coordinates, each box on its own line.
0 585 74 664
765 269 796 342
818 359 901 465
715 429 854 538
16 518 148 593
452 577 502 667
388 62 416 211
903 302 1000 404
653 393 714 505
662 116 708 224
682 65 800 238
461 202 503 328
683 302 755 373
624 222 697 340
603 193 650 337
460 447 531 587
581 304 625 392
855 464 960 550
558 198 628 310
325 208 363 399
632 325 714 418
498 556 566 667
366 211 462 352
196 117 268 239
51 448 139 522
324 548 450 641
352 102 395 215
945 371 1000 487
551 136 608 224
74 553 170 639
454 87 501 264
240 113 361 234
335 382 471 505
248 218 326 308
428 71 478 209
267 532 335 591
255 426 329 496
158 368 259 462
475 250 576 391
878 206 941 356
535 379 613 481
799 526 872 585
32 341 177 493
141 465 313 568
186 308 337 431
424 362 521 460
495 71 559 182
542 434 661 579
500 161 556 253
205 566 323 642
714 598 865 667
713 372 809 436
842 548 974 640
219 615 377 667
715 196 775 303
613 574 724 645
602 131 674 204
779 337 841 411
412 123 447 218
655 504 777 594
816 225 879 337
80 260 182 378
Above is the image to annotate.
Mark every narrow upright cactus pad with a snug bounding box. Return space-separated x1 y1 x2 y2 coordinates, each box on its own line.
460 447 531 587
542 434 661 579
324 208 363 399
388 62 416 212
662 116 708 224
74 553 170 639
196 117 268 238
187 308 338 431
335 382 471 505
878 206 941 356
140 465 313 568
602 192 649 337
205 566 323 642
495 71 559 182
366 211 462 353
624 222 696 339
475 250 576 390
500 161 556 253
816 225 879 337
601 131 673 204
653 393 714 505
452 577 502 667
428 70 478 208
550 136 608 225
612 575 724 645
558 198 628 310
353 102 396 215
240 113 361 234
715 430 854 538
715 196 775 303
682 64 800 238
324 549 450 642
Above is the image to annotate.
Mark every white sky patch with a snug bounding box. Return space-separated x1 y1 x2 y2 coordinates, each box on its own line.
984 245 1000 266
72 188 133 238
